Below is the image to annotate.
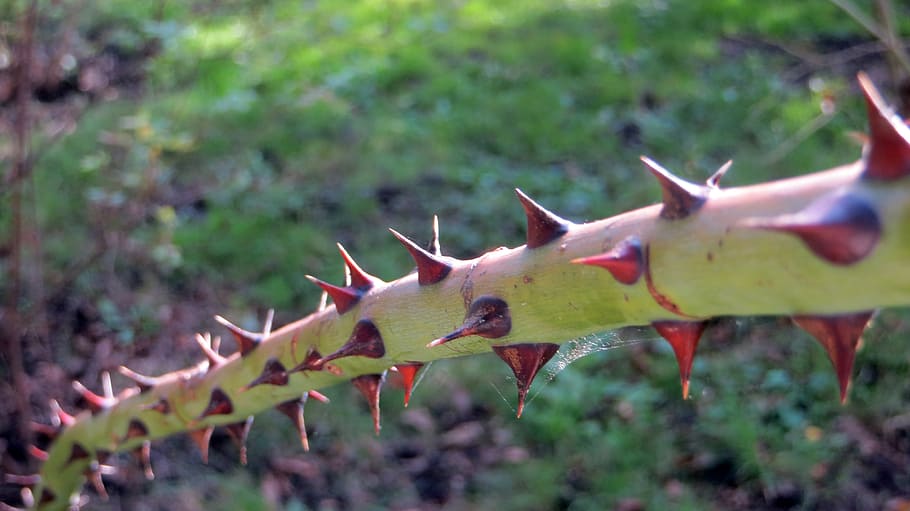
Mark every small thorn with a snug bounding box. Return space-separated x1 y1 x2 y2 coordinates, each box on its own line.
652 320 708 399
245 358 289 390
126 419 149 440
857 72 910 181
793 311 875 403
305 275 363 315
85 465 108 500
262 309 274 336
49 399 75 428
428 296 511 348
571 235 644 285
66 443 90 464
189 427 214 464
352 373 385 435
514 188 571 248
492 343 559 418
197 387 234 420
740 192 882 266
640 156 710 220
214 314 263 357
134 441 154 480
393 363 424 407
27 446 48 461
706 160 733 188
319 319 386 365
276 398 311 451
429 215 442 255
118 366 158 393
72 381 114 414
389 228 453 285
288 347 327 374
225 416 254 465
336 243 382 290
307 390 330 403
195 332 227 367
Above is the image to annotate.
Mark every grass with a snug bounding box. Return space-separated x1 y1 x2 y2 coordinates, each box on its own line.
5 0 910 509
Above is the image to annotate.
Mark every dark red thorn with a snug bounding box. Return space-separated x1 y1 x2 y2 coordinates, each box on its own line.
571 235 644 285
428 295 512 348
245 358 289 390
195 332 227 367
225 416 254 465
319 319 386 365
305 275 363 315
307 390 330 403
214 312 270 357
118 366 158 393
197 387 234 420
134 441 154 480
640 156 710 220
126 419 149 440
792 311 874 403
492 343 559 418
352 373 385 435
189 427 214 464
27 446 48 461
857 72 910 181
276 397 311 451
336 243 383 290
652 320 709 399
741 192 882 266
393 363 424 407
514 188 571 248
72 381 114 414
706 160 733 189
66 443 90 464
288 347 327 374
389 228 453 285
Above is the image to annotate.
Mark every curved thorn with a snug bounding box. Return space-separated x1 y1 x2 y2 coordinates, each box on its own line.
72 381 112 413
352 373 385 436
389 228 453 285
652 320 709 399
640 156 709 220
276 398 310 451
571 235 644 285
492 343 559 418
214 315 261 357
189 427 214 464
793 311 875 403
337 243 382 290
195 332 226 367
514 188 571 248
225 416 254 465
118 366 158 393
857 72 910 181
305 275 362 315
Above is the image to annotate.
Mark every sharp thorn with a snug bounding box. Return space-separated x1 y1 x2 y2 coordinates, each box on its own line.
189 427 214 464
429 296 511 347
571 235 644 285
652 320 709 399
245 358 289 390
352 373 385 436
640 156 710 220
214 315 262 356
117 366 158 393
197 387 234 420
492 343 560 418
389 228 453 285
336 243 382 290
857 72 910 181
320 319 386 365
514 188 571 248
706 160 733 188
305 275 362 315
225 416 254 465
393 363 424 407
793 311 875 403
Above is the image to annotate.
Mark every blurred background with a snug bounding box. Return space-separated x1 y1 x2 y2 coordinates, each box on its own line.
2 0 910 509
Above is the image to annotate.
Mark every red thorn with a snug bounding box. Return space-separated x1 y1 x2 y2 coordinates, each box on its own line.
706 160 733 188
652 320 708 399
389 228 453 285
492 343 559 418
27 445 48 461
29 421 59 439
66 443 90 463
571 235 644 285
197 387 234 419
428 295 511 347
189 426 214 464
214 314 263 357
514 188 571 248
117 366 158 393
741 192 881 266
393 363 424 407
307 390 330 404
126 419 149 440
857 72 910 181
352 373 385 435
792 311 874 403
195 332 227 367
305 275 363 315
225 416 254 465
72 381 114 413
640 156 709 220
336 243 382 290
49 400 75 428
134 441 154 480
288 347 327 374
246 358 289 390
320 319 386 365
276 397 311 451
